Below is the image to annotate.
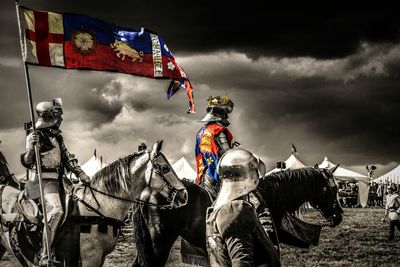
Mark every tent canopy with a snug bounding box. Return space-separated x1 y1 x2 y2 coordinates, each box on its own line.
319 157 369 208
319 157 369 182
373 165 400 184
69 155 107 180
267 154 306 175
18 154 107 181
172 157 197 182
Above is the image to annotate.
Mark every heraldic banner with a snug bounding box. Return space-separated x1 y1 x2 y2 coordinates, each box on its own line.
19 6 188 81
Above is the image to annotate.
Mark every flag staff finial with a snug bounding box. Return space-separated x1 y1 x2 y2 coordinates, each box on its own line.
291 143 298 155
14 1 52 264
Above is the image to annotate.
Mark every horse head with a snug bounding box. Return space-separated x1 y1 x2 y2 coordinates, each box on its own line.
136 140 188 209
309 165 343 227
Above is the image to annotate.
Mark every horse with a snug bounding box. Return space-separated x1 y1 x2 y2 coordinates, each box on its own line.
0 140 188 267
132 167 343 267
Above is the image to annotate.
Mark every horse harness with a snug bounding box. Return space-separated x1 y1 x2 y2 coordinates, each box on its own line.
130 155 181 209
69 155 181 234
310 169 339 223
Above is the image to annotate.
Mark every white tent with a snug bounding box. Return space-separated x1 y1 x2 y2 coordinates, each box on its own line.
267 154 307 175
172 157 197 182
319 157 369 207
373 165 400 184
81 155 107 177
69 155 107 180
267 154 311 211
17 154 107 181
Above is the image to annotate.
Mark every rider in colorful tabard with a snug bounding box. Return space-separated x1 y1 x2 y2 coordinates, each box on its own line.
20 98 90 266
195 95 234 198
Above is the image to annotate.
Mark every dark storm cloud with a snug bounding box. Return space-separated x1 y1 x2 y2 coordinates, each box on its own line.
235 76 400 165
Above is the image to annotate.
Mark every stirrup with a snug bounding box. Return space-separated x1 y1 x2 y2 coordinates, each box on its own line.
38 256 49 267
39 256 59 267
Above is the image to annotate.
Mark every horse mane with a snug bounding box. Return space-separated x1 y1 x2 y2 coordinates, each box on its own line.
133 179 209 267
132 204 157 266
0 151 10 175
259 167 325 212
0 151 9 172
262 167 323 190
90 152 140 192
0 150 21 188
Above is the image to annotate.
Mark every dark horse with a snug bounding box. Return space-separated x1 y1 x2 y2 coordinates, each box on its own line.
0 151 21 189
132 167 343 267
0 141 188 267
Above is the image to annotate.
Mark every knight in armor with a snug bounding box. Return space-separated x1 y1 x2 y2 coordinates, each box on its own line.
206 148 280 267
20 98 90 266
195 95 234 198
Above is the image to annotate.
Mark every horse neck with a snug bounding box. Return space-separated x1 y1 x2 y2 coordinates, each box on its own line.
82 158 140 220
263 171 321 213
78 183 132 222
159 180 210 247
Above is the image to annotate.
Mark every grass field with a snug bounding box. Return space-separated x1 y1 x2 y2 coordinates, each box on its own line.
1 208 399 267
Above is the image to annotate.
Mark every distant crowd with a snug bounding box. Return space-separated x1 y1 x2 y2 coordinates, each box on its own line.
368 182 399 207
338 181 399 208
338 181 359 207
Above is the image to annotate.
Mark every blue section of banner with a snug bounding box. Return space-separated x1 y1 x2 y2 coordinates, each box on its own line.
63 14 173 58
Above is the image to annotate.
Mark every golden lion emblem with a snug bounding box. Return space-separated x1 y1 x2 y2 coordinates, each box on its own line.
110 40 144 62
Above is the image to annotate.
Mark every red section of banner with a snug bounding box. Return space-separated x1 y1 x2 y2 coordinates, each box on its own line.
64 42 182 79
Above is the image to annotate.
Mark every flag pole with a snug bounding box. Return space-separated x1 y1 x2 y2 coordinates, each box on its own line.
14 0 52 264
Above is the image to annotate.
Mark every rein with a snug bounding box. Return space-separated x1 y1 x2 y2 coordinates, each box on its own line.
310 169 340 226
75 184 177 212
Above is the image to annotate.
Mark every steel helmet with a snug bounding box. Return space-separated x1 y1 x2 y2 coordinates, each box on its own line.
200 95 234 124
214 148 266 209
35 98 63 129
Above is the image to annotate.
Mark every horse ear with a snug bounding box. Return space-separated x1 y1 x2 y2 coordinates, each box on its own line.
150 140 163 160
330 164 340 175
157 140 163 151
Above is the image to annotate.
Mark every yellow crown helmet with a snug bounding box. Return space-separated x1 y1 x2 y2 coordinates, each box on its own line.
201 95 234 123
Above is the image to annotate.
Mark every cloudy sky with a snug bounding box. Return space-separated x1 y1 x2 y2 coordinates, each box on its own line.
1 1 399 178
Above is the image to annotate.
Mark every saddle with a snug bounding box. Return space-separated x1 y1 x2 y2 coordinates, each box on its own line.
0 185 40 230
0 177 75 230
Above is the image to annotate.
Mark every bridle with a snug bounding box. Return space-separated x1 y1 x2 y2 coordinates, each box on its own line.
310 169 341 225
129 156 179 210
147 156 180 206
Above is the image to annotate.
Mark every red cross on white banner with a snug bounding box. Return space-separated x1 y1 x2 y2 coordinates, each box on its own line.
25 10 64 66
